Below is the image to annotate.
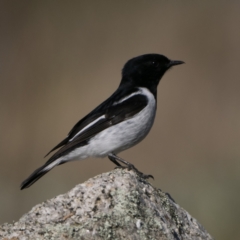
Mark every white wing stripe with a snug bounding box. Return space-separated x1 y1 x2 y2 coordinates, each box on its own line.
69 115 105 142
113 88 143 106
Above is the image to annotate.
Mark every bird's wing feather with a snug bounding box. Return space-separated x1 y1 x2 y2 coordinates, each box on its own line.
45 87 141 156
45 93 148 164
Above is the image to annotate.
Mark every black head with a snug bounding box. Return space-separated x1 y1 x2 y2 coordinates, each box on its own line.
120 54 184 94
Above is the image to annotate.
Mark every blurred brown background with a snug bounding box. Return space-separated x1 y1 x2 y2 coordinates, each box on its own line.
0 1 240 239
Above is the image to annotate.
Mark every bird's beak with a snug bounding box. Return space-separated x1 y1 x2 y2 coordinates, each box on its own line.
168 60 185 68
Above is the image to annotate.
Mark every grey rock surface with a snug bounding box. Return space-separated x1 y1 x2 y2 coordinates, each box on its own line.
0 169 213 240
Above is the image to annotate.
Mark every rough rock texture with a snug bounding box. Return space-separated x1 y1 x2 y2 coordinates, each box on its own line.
0 169 213 240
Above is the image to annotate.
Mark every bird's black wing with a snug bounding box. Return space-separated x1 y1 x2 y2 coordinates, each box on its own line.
45 87 142 156
45 91 148 164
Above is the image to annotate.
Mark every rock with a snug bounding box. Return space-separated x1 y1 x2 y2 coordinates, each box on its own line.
0 168 213 240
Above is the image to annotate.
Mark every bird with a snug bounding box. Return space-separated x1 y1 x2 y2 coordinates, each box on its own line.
20 53 184 189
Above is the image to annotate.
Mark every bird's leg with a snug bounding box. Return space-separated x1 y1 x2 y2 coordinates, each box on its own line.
108 154 122 167
108 153 154 179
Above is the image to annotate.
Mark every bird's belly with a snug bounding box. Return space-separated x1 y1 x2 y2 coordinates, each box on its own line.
88 103 156 157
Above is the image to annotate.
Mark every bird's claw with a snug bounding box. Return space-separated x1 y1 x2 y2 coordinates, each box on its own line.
115 164 154 180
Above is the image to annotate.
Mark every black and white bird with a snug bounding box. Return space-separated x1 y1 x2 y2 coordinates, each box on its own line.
21 54 184 189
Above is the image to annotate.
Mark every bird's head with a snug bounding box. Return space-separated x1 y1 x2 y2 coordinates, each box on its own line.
120 54 184 92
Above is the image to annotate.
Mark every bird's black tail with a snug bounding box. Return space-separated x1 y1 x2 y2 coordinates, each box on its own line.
20 161 57 190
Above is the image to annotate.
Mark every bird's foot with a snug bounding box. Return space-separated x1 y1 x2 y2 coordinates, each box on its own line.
115 163 154 180
108 153 154 180
127 164 154 180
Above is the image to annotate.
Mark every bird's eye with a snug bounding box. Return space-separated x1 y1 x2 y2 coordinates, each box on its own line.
151 61 159 67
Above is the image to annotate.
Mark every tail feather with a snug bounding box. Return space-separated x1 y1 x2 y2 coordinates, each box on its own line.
20 160 60 190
